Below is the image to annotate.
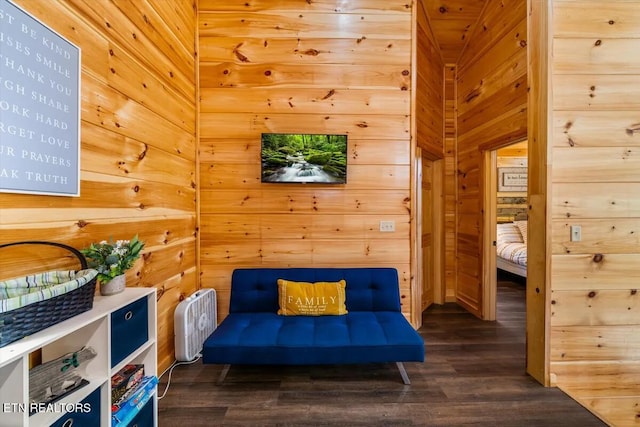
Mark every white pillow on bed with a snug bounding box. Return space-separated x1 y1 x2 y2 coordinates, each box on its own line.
514 220 528 245
497 223 523 244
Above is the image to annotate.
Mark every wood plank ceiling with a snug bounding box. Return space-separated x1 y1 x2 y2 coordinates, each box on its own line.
422 0 487 64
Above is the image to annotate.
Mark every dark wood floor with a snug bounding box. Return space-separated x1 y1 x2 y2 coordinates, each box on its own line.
158 277 606 426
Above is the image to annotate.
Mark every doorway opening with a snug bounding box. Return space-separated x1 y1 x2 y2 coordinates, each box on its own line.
417 152 445 320
482 140 528 321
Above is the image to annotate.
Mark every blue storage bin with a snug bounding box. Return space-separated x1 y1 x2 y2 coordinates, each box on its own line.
127 398 154 427
49 386 101 427
111 297 148 368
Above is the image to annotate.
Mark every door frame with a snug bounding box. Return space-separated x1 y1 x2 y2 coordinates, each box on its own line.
526 0 551 386
482 143 528 321
481 150 498 321
414 149 446 324
477 0 550 387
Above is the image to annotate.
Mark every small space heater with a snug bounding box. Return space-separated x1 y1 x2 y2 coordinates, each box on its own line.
174 289 217 362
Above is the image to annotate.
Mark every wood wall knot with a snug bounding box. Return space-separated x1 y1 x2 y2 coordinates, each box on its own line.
564 121 573 132
592 253 604 263
138 144 148 160
626 123 640 136
631 289 637 296
321 89 335 100
465 88 481 103
76 220 88 228
234 49 249 63
588 291 597 298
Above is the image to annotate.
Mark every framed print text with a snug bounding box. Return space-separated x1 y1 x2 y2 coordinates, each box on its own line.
498 167 527 192
0 0 81 196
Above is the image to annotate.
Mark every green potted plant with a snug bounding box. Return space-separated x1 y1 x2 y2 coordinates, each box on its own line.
81 235 145 296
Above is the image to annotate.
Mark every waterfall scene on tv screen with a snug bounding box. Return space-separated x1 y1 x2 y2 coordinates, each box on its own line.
261 133 347 184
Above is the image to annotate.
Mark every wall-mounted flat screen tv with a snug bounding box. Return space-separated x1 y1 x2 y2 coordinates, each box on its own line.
261 133 347 184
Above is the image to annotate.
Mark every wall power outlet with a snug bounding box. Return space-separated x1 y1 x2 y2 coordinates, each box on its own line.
380 220 395 232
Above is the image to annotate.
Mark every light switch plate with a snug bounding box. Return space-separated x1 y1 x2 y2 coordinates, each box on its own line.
570 225 581 242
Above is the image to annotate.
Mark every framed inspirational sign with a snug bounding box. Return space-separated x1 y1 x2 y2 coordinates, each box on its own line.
498 167 528 192
0 0 81 196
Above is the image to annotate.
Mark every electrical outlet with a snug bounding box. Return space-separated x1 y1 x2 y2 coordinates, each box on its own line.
570 225 581 242
379 220 395 232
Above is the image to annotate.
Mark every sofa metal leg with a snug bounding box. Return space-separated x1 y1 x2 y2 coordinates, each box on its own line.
396 362 411 385
216 364 230 385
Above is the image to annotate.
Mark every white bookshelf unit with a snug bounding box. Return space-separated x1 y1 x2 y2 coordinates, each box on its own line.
0 287 157 427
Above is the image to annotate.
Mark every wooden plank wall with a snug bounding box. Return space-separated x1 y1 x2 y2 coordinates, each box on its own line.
416 0 445 159
549 1 640 424
444 65 457 302
416 0 446 311
197 1 415 321
455 0 527 316
1 0 198 373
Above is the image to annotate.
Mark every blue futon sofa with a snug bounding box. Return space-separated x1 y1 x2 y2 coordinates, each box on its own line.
202 268 425 384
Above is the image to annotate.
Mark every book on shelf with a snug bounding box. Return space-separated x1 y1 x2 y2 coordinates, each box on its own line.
111 375 158 427
112 364 145 404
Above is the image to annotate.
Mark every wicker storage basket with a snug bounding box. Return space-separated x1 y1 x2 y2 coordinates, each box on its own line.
0 241 97 348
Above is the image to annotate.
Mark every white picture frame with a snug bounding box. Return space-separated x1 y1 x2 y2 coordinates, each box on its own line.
498 167 527 192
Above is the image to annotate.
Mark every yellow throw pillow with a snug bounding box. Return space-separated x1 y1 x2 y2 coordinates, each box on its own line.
277 279 347 316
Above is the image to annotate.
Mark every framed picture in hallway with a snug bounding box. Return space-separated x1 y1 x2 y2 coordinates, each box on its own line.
498 167 527 192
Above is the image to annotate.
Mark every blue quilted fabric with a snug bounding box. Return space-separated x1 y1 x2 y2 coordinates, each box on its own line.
202 268 425 365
